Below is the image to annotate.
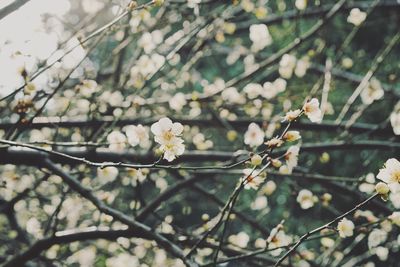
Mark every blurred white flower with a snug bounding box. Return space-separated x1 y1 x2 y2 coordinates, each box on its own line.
377 158 400 193
295 0 307 10
294 58 310 77
228 232 250 248
251 196 268 210
337 218 355 238
97 166 119 184
389 211 400 226
303 98 322 123
262 78 287 99
243 83 263 99
279 54 297 79
222 87 246 104
368 228 387 249
347 8 367 26
283 130 301 142
296 189 315 209
249 24 272 52
124 125 150 148
169 92 187 111
107 130 127 152
244 123 265 147
138 30 163 54
390 102 400 135
360 78 384 105
76 79 97 97
106 253 139 267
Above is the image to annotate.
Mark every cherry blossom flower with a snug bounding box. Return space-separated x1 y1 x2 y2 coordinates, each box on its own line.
368 229 387 249
283 130 301 142
285 145 300 171
360 78 384 105
242 169 266 190
151 118 185 162
244 123 265 147
377 158 400 193
347 8 367 26
296 189 315 209
268 229 292 256
337 218 355 238
303 98 322 123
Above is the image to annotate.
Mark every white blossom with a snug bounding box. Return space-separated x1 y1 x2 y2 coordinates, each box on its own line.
303 98 322 123
377 158 400 193
296 189 315 209
106 130 127 152
242 168 266 190
151 118 185 162
337 218 355 238
124 125 150 148
169 92 187 111
279 54 296 79
244 123 265 147
249 24 272 52
347 8 367 26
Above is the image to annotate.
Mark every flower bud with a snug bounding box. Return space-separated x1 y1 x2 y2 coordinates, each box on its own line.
375 182 389 195
251 154 263 166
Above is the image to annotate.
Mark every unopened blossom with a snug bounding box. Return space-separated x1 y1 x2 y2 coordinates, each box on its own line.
251 154 263 166
283 131 301 142
390 102 400 135
169 92 187 111
303 98 322 123
24 82 36 95
377 158 400 193
295 0 307 10
242 168 266 190
124 124 150 148
283 109 302 122
243 83 263 99
347 8 367 26
375 182 390 195
296 189 315 209
279 54 297 79
97 166 119 184
389 211 400 226
249 24 272 52
337 218 355 238
107 130 127 151
360 78 384 105
244 123 265 147
151 118 185 162
285 145 300 170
